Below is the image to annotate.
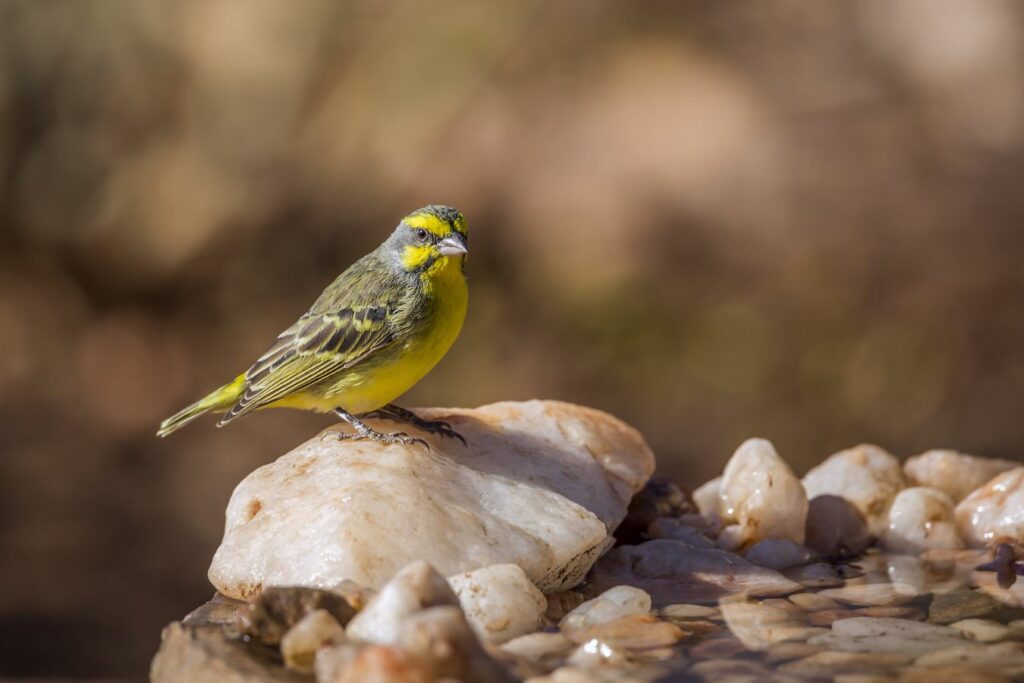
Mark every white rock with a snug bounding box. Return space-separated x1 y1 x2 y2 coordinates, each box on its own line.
279 609 345 674
208 400 655 598
717 439 808 548
809 617 964 655
904 449 1018 502
914 641 1024 675
881 487 964 554
745 539 813 571
559 586 652 631
949 618 1010 642
818 583 920 607
693 476 722 522
955 467 1024 547
720 598 825 651
500 632 574 660
447 564 546 644
346 561 459 645
587 539 802 606
566 638 627 667
802 444 905 537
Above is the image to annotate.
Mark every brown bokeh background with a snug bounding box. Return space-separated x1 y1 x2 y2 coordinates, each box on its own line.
2 1 1023 679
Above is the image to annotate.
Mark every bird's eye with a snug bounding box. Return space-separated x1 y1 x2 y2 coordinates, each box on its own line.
416 228 429 243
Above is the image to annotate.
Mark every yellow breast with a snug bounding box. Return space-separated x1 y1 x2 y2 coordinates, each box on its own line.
274 255 468 415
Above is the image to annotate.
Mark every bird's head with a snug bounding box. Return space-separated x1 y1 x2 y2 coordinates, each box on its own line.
389 205 469 275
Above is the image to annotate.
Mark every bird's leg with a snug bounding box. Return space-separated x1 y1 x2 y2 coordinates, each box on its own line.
327 407 429 449
362 404 467 446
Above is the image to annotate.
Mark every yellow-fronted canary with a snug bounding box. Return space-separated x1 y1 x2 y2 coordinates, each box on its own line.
157 205 469 446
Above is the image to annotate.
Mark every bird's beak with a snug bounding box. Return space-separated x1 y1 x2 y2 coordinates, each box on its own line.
438 234 468 256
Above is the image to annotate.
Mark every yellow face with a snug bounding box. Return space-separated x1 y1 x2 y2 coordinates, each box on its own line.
398 206 469 274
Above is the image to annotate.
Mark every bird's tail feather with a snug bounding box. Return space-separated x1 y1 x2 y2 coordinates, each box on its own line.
157 374 246 437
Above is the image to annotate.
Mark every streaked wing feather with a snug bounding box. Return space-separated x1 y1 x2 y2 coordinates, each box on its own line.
221 304 395 422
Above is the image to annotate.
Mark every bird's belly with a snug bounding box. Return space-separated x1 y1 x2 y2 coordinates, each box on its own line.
274 284 466 416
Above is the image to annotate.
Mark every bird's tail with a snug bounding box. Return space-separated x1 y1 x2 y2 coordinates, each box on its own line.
157 374 246 437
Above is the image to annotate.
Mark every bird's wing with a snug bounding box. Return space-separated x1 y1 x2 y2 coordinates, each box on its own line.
219 300 399 424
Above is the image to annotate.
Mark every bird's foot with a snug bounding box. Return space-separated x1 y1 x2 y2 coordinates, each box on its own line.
363 405 467 446
326 426 428 449
329 407 429 449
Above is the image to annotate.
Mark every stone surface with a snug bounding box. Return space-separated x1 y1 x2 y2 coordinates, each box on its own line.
692 476 722 524
802 444 905 537
789 592 841 612
500 632 574 661
346 561 459 645
447 563 546 644
279 609 345 674
818 583 919 607
904 449 1018 503
586 539 801 606
388 605 517 683
209 400 655 598
236 587 357 647
720 599 824 651
745 539 813 571
151 623 305 683
913 641 1024 676
565 613 684 650
560 585 652 631
809 617 964 655
646 517 716 548
614 477 694 544
717 438 808 549
804 495 873 560
950 618 1010 642
882 487 963 554
928 589 1015 624
778 650 912 676
955 467 1024 547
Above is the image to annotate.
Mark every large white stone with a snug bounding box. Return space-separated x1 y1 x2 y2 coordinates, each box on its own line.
802 444 904 537
447 564 546 644
904 449 1017 503
881 486 963 554
718 438 808 548
955 467 1024 547
208 401 655 598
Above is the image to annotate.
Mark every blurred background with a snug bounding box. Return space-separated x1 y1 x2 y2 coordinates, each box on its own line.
1 0 1023 679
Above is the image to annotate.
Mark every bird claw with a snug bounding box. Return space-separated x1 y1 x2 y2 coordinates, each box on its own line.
418 419 467 446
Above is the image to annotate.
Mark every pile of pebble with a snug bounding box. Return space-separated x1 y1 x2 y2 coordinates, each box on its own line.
152 413 1024 682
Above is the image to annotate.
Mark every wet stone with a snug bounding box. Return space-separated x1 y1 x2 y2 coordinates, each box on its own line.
745 540 813 572
587 540 801 606
646 517 717 549
565 614 685 650
913 641 1024 676
809 617 964 656
501 632 574 661
546 590 586 622
560 585 652 631
928 588 1024 624
949 618 1010 642
784 562 861 590
804 495 873 560
658 603 720 620
763 641 824 663
720 599 825 651
818 583 919 607
687 635 747 659
778 650 912 676
788 592 841 612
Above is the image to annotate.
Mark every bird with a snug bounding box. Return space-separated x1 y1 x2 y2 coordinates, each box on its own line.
157 204 469 447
